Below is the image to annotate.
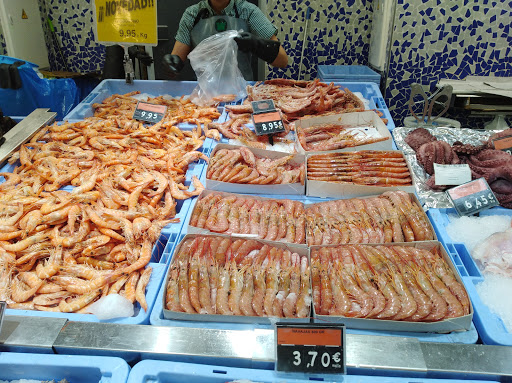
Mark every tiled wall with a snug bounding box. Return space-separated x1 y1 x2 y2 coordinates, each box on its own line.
386 0 512 127
265 0 373 80
37 0 105 73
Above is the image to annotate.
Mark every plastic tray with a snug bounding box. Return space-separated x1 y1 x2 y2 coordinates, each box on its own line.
427 207 512 346
5 262 166 325
318 65 381 84
64 79 200 120
0 352 130 383
129 359 494 383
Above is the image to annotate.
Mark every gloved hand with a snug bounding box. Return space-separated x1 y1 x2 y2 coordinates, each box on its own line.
163 54 184 77
234 32 280 64
128 46 153 66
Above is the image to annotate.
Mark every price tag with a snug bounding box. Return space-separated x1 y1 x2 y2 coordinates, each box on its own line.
433 163 471 185
276 324 346 374
93 0 158 45
446 178 499 216
251 100 285 136
132 101 166 123
0 301 6 335
492 135 512 155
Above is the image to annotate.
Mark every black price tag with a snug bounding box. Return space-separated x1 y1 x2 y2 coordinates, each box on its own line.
492 135 512 155
276 324 346 375
251 99 285 136
133 101 166 123
447 178 499 216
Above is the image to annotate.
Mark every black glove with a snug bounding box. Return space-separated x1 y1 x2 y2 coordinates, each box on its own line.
163 54 184 77
128 46 153 66
234 32 280 64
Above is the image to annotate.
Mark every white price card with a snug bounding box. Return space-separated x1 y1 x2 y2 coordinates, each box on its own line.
434 163 472 185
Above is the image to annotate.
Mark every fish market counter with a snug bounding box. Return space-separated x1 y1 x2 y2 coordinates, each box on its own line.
1 315 512 381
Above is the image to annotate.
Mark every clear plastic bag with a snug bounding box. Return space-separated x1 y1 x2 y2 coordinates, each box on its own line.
188 30 247 106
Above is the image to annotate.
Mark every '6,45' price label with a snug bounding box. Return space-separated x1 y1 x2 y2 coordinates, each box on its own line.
446 178 499 216
276 324 346 374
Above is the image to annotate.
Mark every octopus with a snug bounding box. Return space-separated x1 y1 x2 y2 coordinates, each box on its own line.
415 141 459 175
404 127 437 151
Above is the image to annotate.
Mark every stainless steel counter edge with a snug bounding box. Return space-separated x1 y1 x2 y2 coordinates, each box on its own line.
20 319 506 378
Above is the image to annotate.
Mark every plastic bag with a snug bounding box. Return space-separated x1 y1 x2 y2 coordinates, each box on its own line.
188 30 247 106
0 55 79 120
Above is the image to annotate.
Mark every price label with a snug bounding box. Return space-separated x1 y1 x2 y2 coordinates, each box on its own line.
0 301 5 334
447 178 499 216
433 163 471 185
132 101 166 123
492 135 512 155
93 0 158 45
251 99 285 136
276 324 346 374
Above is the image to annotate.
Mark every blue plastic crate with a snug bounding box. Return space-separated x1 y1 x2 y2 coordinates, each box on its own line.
6 262 166 325
0 352 130 383
462 276 512 347
318 65 381 85
129 359 494 383
64 79 201 120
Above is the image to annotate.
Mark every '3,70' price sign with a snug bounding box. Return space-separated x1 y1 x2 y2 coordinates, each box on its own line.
276 324 346 374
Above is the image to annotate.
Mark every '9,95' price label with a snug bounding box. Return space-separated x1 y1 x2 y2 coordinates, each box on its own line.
133 101 166 123
276 324 346 374
446 178 499 216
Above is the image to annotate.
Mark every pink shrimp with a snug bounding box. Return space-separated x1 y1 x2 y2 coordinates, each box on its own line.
283 253 300 317
216 261 233 315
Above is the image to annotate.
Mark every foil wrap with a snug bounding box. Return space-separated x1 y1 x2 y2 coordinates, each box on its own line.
393 126 494 209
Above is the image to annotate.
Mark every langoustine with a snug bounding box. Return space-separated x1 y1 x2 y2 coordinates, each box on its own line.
165 235 311 319
311 244 470 321
307 150 412 187
207 147 305 185
190 192 306 244
305 191 434 245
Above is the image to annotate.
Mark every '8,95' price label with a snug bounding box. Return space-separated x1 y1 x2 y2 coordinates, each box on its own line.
133 101 166 123
446 178 499 216
276 324 346 374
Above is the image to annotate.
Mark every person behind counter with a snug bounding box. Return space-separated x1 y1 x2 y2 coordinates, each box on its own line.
163 0 288 80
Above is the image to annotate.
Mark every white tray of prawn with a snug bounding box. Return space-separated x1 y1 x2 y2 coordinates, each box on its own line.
162 233 312 324
186 190 307 245
310 241 473 333
306 149 416 198
294 111 393 154
205 144 306 195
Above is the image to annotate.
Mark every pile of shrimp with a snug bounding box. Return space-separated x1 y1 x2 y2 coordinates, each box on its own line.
165 235 311 318
190 192 306 244
307 150 412 186
297 123 389 152
92 91 221 135
311 244 470 321
306 191 434 245
0 117 208 313
207 146 305 185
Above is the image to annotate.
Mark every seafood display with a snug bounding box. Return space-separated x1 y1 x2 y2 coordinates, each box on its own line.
311 244 470 321
0 117 207 313
405 127 512 207
307 151 412 186
190 192 306 244
207 147 305 185
297 122 389 152
208 79 388 150
473 228 512 277
92 91 221 140
165 235 311 318
306 191 434 245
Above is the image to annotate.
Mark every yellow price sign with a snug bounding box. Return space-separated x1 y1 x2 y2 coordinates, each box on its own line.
93 0 157 45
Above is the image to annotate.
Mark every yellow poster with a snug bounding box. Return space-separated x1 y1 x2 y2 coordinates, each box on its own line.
93 0 157 45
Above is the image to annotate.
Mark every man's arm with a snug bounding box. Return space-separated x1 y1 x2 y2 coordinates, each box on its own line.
269 35 288 68
171 41 192 62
